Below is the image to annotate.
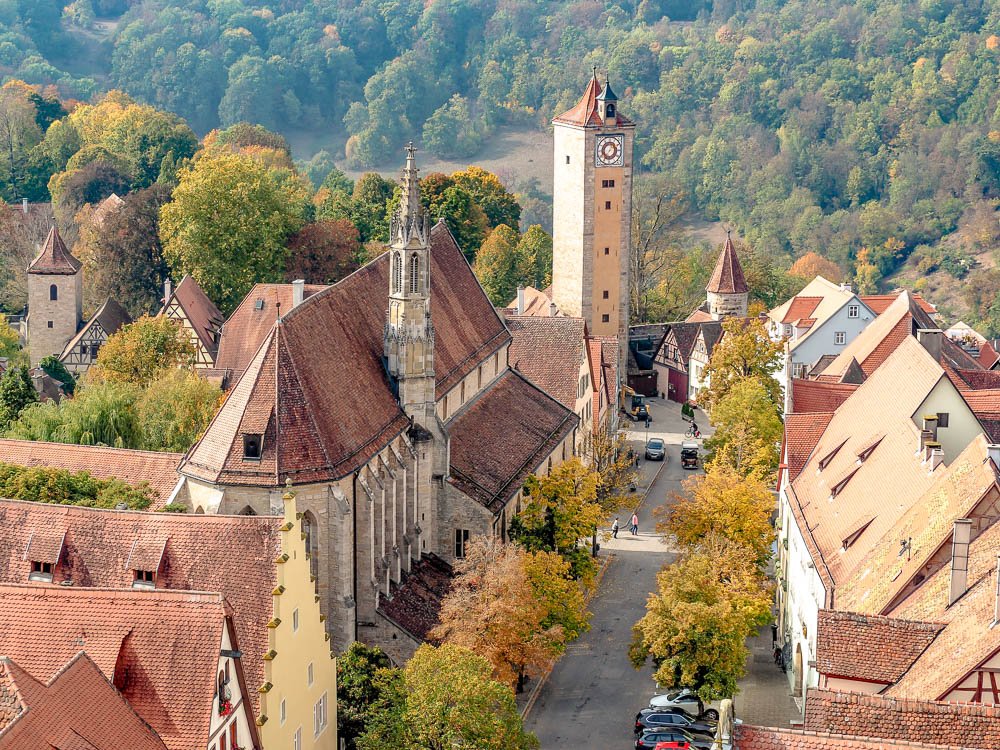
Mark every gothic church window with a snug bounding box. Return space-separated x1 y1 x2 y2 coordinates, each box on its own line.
409 253 420 293
49 284 57 301
392 252 402 293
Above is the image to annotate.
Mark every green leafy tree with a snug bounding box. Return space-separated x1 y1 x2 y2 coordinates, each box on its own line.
453 167 521 231
136 369 221 453
473 224 527 306
91 315 197 388
422 95 485 159
5 381 141 448
0 313 23 365
424 184 489 260
0 462 152 509
516 225 553 288
159 153 309 312
0 365 37 427
38 355 76 395
338 642 396 750
704 376 783 479
349 172 397 243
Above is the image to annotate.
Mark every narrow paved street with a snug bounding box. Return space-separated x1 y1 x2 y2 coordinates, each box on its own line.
525 396 703 748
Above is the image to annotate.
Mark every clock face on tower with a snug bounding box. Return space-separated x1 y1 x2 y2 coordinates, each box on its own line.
595 134 624 167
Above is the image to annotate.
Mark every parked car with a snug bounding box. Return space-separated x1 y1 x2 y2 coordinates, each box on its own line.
635 727 712 750
634 712 717 738
645 438 666 461
648 688 719 722
639 707 710 725
679 443 699 470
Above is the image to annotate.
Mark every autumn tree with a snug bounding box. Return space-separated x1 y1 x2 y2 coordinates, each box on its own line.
704 376 783 479
285 219 362 284
789 251 842 283
473 224 527 305
160 152 310 312
452 166 521 230
630 175 687 324
660 464 776 565
700 315 784 411
516 225 553 289
630 536 773 700
91 315 197 387
524 549 591 644
0 313 22 364
0 366 37 428
135 369 221 452
511 458 603 582
431 537 564 692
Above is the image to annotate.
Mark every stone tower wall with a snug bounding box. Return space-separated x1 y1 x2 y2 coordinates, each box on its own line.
27 271 81 366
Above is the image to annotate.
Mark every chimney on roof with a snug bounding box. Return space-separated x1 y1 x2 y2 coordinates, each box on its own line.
918 428 933 454
924 440 941 464
517 286 525 316
549 302 557 318
929 446 944 472
949 518 973 606
988 444 1000 468
917 328 942 362
922 414 939 442
163 277 172 304
840 282 852 293
21 198 27 215
292 279 305 309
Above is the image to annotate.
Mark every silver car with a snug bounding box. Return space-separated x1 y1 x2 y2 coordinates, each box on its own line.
649 688 719 722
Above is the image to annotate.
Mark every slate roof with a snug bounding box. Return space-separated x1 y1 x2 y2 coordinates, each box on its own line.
552 75 634 127
0 439 181 508
706 236 748 294
27 226 80 275
214 282 328 379
0 653 167 750
0 500 279 720
377 553 453 641
814 610 943 684
448 370 578 513
183 222 511 487
160 275 224 359
0 586 227 750
803 689 1000 748
783 412 833 483
736 725 978 750
954 369 1000 389
507 314 588 411
790 380 858 414
60 298 132 360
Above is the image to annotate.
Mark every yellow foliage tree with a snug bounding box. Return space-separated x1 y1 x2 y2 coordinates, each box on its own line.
700 316 784 412
91 315 197 387
789 251 842 282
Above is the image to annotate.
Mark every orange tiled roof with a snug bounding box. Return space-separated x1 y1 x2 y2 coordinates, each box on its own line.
862 293 937 316
790 380 858 414
0 500 279 721
0 439 181 508
26 226 80 275
504 285 558 318
783 412 833 483
780 297 823 325
0 653 166 750
706 236 748 295
448 370 577 512
506 314 587 410
0 585 227 750
814 610 943 684
552 75 634 127
162 275 225 359
803 689 1000 748
737 724 980 750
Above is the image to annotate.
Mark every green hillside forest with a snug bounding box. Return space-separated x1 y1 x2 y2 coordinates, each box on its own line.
5 0 1000 328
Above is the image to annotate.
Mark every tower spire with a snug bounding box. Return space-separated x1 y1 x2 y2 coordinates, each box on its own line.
401 141 420 224
391 142 428 248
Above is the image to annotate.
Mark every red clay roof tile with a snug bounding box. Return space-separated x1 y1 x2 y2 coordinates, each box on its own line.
706 236 748 295
790 381 858 414
552 75 634 127
506 314 587 410
27 226 80 275
737 724 977 750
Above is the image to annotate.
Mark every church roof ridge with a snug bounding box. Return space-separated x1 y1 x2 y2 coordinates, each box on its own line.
27 225 80 275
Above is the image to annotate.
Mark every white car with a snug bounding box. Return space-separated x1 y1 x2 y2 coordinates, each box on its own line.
649 688 719 722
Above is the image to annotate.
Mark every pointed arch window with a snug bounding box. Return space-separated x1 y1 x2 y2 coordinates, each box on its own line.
409 253 420 294
392 252 402 294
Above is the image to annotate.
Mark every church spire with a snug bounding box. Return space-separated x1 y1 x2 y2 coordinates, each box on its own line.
391 142 429 249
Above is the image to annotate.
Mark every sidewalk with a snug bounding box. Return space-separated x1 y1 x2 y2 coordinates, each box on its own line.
732 625 801 726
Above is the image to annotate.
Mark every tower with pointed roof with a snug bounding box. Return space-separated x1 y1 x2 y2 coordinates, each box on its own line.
26 225 82 366
706 234 749 320
385 143 436 421
551 71 635 363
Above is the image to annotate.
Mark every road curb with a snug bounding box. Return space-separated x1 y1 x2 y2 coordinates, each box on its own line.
520 552 615 720
630 453 669 516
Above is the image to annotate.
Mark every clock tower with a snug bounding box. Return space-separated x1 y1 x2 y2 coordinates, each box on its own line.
551 71 634 360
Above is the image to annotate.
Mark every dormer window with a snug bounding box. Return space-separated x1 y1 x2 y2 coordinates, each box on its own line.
255 299 265 311
29 561 53 583
243 434 262 461
133 569 155 589
857 437 884 464
830 468 859 498
818 440 847 471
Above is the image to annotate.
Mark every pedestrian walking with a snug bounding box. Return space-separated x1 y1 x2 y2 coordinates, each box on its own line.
611 517 620 538
630 512 639 535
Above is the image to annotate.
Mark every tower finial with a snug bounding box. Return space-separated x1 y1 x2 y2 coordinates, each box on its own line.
593 65 598 81
399 142 421 226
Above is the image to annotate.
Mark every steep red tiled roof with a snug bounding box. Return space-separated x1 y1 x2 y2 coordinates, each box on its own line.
815 610 943 684
214 282 328 379
790 380 858 414
706 236 748 294
736 725 976 750
657 322 701 367
0 439 181 508
506 315 587 410
780 297 823 324
0 586 226 750
954 369 1000 389
976 340 1000 369
783 412 833 483
804 689 1000 748
184 222 511 486
162 275 224 359
861 293 936 316
448 370 578 512
0 500 279 719
26 226 80 275
377 554 453 641
0 653 166 750
552 75 634 127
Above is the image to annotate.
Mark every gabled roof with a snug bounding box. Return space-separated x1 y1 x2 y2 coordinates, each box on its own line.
862 292 937 316
783 412 834 483
736 724 974 750
769 277 870 351
377 553 452 642
160 275 224 358
0 500 280 721
0 439 181 508
0 653 166 750
706 236 748 295
506 314 588 410
698 320 724 358
504 285 559 318
815 610 943 684
552 75 634 128
656 322 701 367
214 282 328 379
790 380 858 414
183 222 511 487
27 226 80 275
804 689 1000 749
448 370 578 513
0 586 228 750
60 298 132 361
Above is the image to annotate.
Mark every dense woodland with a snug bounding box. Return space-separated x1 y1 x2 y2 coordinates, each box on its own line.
4 0 1000 329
